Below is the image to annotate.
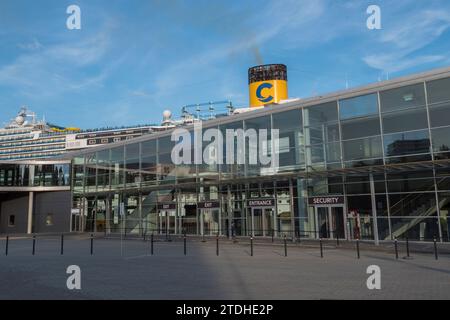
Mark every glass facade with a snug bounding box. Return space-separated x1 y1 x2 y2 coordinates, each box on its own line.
0 162 70 187
71 75 450 243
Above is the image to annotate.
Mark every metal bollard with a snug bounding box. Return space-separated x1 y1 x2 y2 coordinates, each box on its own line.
32 235 36 256
406 237 410 258
61 234 64 255
216 235 219 256
434 237 438 260
151 233 154 255
356 239 360 259
250 236 254 257
5 236 9 256
336 235 340 247
284 235 287 257
319 238 323 258
272 229 274 243
90 234 94 255
394 238 398 260
184 233 187 256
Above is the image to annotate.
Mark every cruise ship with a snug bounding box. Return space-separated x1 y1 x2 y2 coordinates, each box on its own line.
0 107 169 161
0 104 231 161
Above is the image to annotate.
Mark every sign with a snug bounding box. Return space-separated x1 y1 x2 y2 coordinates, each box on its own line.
247 199 275 207
308 196 345 206
198 201 220 209
71 208 80 215
119 202 125 216
157 203 176 210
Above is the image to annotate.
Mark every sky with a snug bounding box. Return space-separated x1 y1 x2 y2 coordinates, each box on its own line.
0 0 450 129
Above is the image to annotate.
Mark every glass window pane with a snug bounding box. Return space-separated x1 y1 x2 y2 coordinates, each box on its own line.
384 130 430 157
380 83 426 112
125 143 140 159
432 126 450 154
429 102 450 128
141 139 157 156
326 142 341 163
341 116 380 140
305 101 338 126
272 109 302 133
382 108 428 133
339 94 378 120
343 136 382 161
427 77 450 104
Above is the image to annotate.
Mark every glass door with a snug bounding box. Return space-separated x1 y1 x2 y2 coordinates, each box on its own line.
317 207 330 239
252 208 264 236
331 207 345 239
316 206 345 239
251 208 275 237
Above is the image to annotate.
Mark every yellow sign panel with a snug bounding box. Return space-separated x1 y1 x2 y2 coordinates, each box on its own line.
249 80 288 108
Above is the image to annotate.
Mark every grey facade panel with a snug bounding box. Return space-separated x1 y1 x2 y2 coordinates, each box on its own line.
0 191 71 234
0 194 29 234
33 191 71 233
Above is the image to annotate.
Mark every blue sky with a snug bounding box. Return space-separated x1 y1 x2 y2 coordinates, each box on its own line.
0 0 450 129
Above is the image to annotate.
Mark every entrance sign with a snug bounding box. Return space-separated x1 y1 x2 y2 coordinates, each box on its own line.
247 199 275 207
198 201 220 209
309 196 344 206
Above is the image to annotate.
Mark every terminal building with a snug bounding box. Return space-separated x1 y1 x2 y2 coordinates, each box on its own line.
2 65 450 243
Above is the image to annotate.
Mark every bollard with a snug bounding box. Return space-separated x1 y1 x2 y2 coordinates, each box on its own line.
284 235 287 257
434 237 438 260
356 239 360 259
5 236 9 256
90 234 94 255
151 233 154 255
406 237 410 258
394 238 398 260
319 238 323 258
336 235 340 247
250 236 254 257
32 235 36 256
216 235 219 256
61 234 64 255
202 232 206 243
184 233 187 256
143 232 146 242
272 229 274 243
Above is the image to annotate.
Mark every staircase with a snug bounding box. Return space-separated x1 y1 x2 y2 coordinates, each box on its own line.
386 196 448 240
124 166 191 234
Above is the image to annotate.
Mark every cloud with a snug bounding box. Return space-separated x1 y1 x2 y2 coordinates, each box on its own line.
17 38 43 51
363 6 450 73
153 0 327 102
0 27 112 98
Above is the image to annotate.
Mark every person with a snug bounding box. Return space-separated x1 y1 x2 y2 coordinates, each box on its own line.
231 221 236 241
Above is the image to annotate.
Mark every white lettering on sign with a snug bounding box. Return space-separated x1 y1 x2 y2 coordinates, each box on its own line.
249 200 274 207
313 197 339 204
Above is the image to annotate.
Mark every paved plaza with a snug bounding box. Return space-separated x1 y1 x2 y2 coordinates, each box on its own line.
0 235 449 300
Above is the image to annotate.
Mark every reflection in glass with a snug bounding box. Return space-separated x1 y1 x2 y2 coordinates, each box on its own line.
380 83 426 112
384 130 430 157
339 94 378 120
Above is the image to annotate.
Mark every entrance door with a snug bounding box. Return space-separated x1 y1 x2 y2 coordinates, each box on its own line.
159 211 175 235
200 209 220 235
71 211 82 232
251 208 274 237
316 206 345 239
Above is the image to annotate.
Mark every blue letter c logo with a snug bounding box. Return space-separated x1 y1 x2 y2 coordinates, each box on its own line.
256 83 273 103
